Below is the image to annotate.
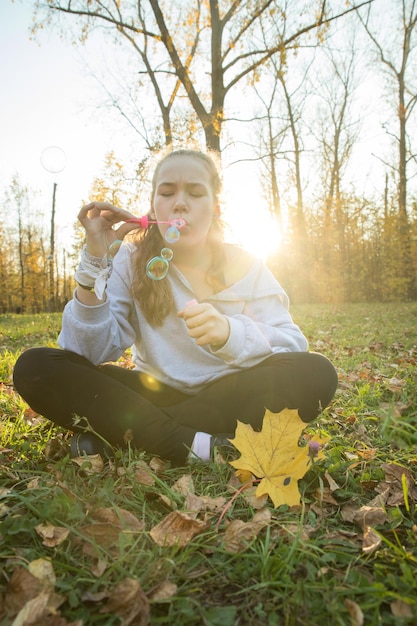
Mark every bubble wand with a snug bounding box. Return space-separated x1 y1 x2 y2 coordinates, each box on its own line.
125 216 186 229
109 217 185 280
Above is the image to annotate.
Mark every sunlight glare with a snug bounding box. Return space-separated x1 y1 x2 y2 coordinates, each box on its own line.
223 174 282 260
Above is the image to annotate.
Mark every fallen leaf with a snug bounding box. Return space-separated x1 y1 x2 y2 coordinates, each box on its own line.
99 578 149 626
89 507 145 533
184 493 226 516
171 474 194 496
35 523 70 548
28 559 56 591
134 467 156 486
324 471 340 491
390 599 414 617
149 511 208 547
353 506 388 530
362 526 382 554
148 581 177 602
71 454 104 474
5 568 42 615
90 558 108 578
229 408 329 507
149 457 168 474
344 598 364 625
223 508 271 553
10 591 67 626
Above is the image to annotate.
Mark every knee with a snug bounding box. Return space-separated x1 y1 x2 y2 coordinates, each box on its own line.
304 352 338 413
13 348 53 392
310 352 338 390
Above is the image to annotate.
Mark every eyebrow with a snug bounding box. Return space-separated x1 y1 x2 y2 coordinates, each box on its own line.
157 181 208 189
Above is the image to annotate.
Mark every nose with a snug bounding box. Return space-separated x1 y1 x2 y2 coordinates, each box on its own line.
173 193 188 213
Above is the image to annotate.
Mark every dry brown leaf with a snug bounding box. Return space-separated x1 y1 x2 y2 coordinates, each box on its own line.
150 511 208 547
362 526 382 554
99 578 150 626
5 568 42 615
353 506 388 530
71 454 104 474
313 486 339 505
240 486 269 509
10 591 68 626
324 471 340 491
148 581 177 602
226 473 267 508
149 457 168 474
90 558 108 578
79 522 122 549
344 598 364 626
223 508 271 553
35 523 70 548
28 559 56 591
184 493 226 516
89 507 145 533
390 599 414 617
134 467 156 486
340 503 359 524
4 561 73 626
377 463 417 505
274 523 317 541
171 474 194 496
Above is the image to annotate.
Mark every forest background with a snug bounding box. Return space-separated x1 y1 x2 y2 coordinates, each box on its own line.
1 0 417 314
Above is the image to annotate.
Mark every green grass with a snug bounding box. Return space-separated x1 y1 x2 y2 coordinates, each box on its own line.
1 304 417 625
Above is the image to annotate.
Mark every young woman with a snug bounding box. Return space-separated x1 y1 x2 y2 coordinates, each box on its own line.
13 149 338 465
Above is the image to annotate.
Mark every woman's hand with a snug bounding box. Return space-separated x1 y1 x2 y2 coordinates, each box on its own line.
78 201 143 257
178 301 230 349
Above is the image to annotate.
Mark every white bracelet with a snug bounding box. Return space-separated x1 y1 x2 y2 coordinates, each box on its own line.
74 245 113 299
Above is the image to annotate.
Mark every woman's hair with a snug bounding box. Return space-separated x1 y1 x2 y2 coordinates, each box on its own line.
131 149 226 325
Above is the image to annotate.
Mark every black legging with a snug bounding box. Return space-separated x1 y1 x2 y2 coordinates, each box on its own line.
13 348 338 464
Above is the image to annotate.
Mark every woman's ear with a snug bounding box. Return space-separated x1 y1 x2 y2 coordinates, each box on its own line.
214 203 221 217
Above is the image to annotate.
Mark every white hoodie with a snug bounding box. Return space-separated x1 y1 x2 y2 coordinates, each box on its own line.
58 243 308 393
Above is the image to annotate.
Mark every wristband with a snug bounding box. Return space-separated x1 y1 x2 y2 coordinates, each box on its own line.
74 245 113 299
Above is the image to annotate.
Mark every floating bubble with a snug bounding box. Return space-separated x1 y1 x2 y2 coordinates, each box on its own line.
146 255 170 280
108 239 123 257
160 247 173 261
40 146 67 174
165 226 181 243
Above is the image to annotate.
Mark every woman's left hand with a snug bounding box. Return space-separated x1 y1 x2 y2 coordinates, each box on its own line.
178 301 230 349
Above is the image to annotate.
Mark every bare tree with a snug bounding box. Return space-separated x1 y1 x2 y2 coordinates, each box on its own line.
358 0 417 220
358 0 417 296
310 37 362 299
33 0 374 152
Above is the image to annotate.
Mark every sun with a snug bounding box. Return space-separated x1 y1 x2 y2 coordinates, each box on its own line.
222 173 282 260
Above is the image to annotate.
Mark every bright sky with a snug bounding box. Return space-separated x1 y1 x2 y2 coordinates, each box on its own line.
0 0 280 255
0 0 134 240
0 0 402 259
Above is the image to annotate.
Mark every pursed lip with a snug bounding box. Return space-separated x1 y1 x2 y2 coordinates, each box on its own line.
172 219 189 230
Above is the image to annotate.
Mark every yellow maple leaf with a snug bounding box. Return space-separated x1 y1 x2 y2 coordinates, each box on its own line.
229 408 329 508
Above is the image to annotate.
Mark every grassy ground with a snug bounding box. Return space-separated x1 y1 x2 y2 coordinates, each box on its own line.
1 303 417 625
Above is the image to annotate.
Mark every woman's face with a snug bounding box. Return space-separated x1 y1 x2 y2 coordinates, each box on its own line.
151 155 218 249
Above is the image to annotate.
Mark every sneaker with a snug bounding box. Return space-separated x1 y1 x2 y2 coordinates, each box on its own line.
70 432 113 459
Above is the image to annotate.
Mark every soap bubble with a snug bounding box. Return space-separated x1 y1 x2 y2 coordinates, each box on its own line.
146 255 170 280
160 248 173 261
165 226 181 243
108 240 123 257
40 146 67 173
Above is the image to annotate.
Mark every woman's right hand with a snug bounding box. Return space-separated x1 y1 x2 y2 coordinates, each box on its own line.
78 201 143 257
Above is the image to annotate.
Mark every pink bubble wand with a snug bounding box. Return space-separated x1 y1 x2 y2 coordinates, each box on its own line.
108 217 185 260
125 216 186 229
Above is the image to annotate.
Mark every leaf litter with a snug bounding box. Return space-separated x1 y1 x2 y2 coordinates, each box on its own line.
2 304 417 624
